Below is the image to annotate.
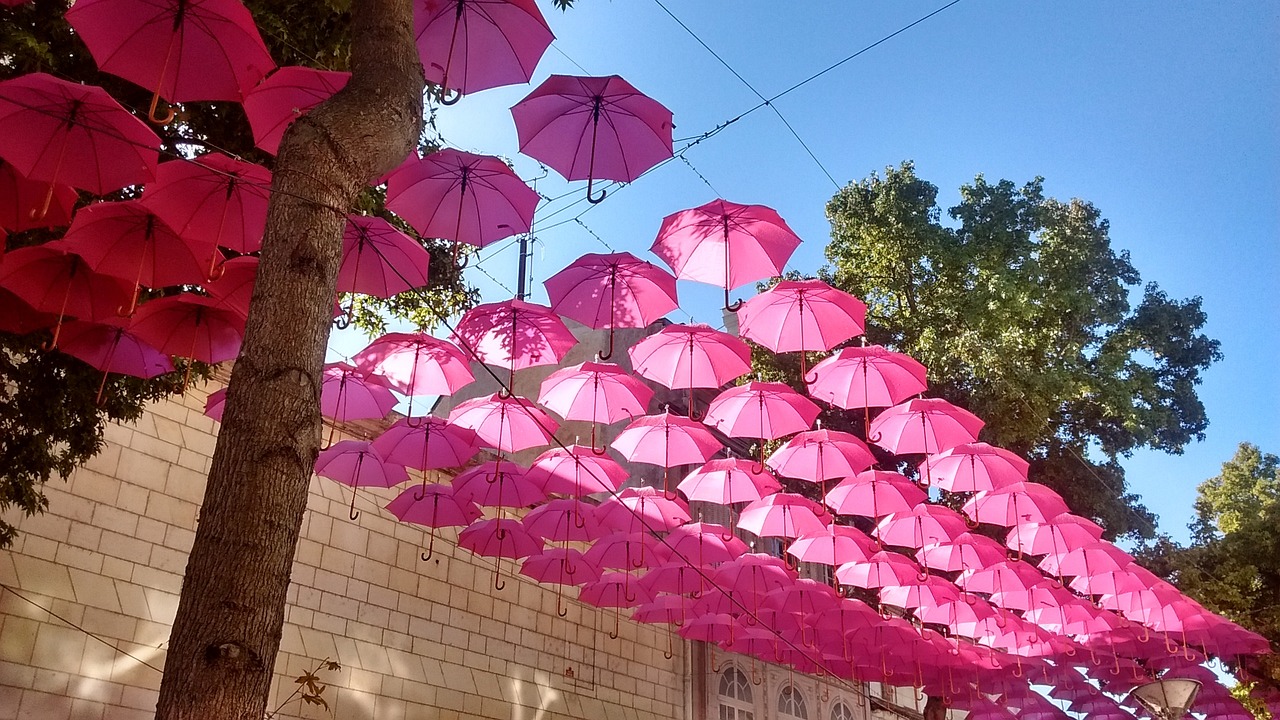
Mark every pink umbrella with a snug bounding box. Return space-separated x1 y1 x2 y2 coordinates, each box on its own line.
1068 566 1153 597
129 293 245 386
66 0 275 121
457 518 542 590
650 199 802 311
336 216 432 313
677 458 782 505
451 298 575 388
56 319 174 402
242 66 350 155
447 392 559 454
704 381 821 469
737 493 830 540
203 387 226 421
584 532 671 571
874 505 969 550
1004 514 1104 561
451 460 546 508
807 345 929 434
1048 542 1134 578
958 560 1047 597
521 547 600 617
385 483 482 560
320 362 397 423
835 551 921 589
385 148 538 252
596 487 691 534
522 498 601 542
141 154 272 264
628 323 751 418
766 429 876 487
663 522 748 567
0 287 59 334
824 470 927 520
204 256 258 318
0 73 159 213
0 160 77 232
0 246 131 347
963 482 1071 528
921 442 1028 492
372 417 481 511
787 525 876 569
544 251 678 360
580 571 655 638
314 440 409 520
61 200 215 313
738 279 867 379
610 411 722 498
917 532 1006 573
414 0 554 101
352 332 474 418
869 398 984 456
512 74 673 203
525 444 628 496
537 361 654 452
879 576 962 610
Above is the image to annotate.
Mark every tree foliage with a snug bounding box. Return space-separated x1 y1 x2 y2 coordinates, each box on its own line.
760 162 1221 539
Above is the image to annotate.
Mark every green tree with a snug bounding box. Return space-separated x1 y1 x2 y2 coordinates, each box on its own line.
778 161 1221 539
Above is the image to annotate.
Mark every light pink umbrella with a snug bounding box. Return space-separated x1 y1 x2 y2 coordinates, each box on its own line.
663 522 748 567
787 525 876 569
544 251 678 359
512 74 673 203
596 487 691 534
704 381 821 470
242 66 350 155
610 411 722 498
1068 566 1153 597
315 440 409 520
320 362 397 424
385 483 482 560
650 199 802 311
737 493 830 540
415 0 554 101
1004 514 1104 561
353 332 474 419
628 323 751 418
958 560 1046 597
525 444 628 496
869 397 984 456
0 246 132 348
677 458 782 505
824 470 927 520
1047 541 1134 578
766 429 876 487
56 319 174 402
337 216 432 306
0 160 77 232
458 518 542 590
385 148 538 252
917 532 1006 573
537 361 653 452
738 279 867 379
65 0 275 122
835 550 921 589
920 442 1028 492
448 392 559 454
141 154 271 266
879 575 962 611
963 482 1071 528
522 498 601 542
373 416 480 504
451 298 575 388
807 345 928 434
874 505 969 549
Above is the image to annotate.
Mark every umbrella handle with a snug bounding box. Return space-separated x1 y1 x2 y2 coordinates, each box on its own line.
586 177 607 205
723 285 742 313
590 425 608 456
750 660 762 686
493 567 505 591
599 327 616 361
1012 656 1024 678
421 530 436 561
557 590 568 618
348 487 360 521
333 296 354 330
1007 547 1024 563
609 606 620 639
118 284 141 317
147 91 177 125
1164 635 1180 655
964 514 980 530
1137 625 1149 643
438 86 462 106
917 567 929 582
664 630 674 660
206 252 227 282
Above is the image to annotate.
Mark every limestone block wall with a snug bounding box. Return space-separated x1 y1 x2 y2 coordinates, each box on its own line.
0 383 689 720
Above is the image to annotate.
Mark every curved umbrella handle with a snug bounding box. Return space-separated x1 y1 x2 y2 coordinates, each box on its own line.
964 514 981 530
724 285 742 313
608 606 620 639
147 91 177 125
421 530 436 562
1011 657 1024 678
590 426 609 456
438 86 462 106
599 328 616 362
348 488 361 521
750 661 762 686
586 177 607 205
493 566 505 592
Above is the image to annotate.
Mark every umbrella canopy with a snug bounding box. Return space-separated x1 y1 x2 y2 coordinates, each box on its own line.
242 66 351 155
738 278 866 357
127 293 245 364
451 460 546 508
628 322 751 416
141 154 272 256
921 442 1028 492
385 148 538 248
663 523 748 567
650 199 802 310
825 470 927 519
807 345 929 436
522 498 601 542
737 493 830 539
337 216 432 298
315 440 408 520
320 362 398 423
704 381 820 441
610 410 722 468
447 392 559 454
835 550 921 589
452 298 575 377
457 518 542 560
766 429 876 483
512 74 673 201
584 532 670 571
65 0 275 115
352 332 474 398
0 73 160 199
0 160 77 232
372 417 480 470
0 245 132 346
414 0 554 97
879 576 962 610
56 319 174 387
869 398 985 455
385 483 482 528
963 482 1071 527
525 444 628 496
787 525 876 567
204 256 258 317
1005 515 1105 558
520 548 599 587
677 458 782 505
874 505 970 549
917 532 1007 573
597 487 692 535
538 361 653 425
544 251 677 359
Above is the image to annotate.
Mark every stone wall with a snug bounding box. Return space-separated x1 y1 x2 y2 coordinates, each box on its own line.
0 383 689 720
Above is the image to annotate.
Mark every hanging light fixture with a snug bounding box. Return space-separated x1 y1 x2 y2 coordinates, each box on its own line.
1128 679 1202 720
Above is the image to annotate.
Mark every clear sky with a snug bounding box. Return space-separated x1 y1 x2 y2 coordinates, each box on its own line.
375 1 1279 542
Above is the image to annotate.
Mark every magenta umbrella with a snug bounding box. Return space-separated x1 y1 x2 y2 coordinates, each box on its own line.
66 0 275 122
917 532 1007 573
538 361 653 452
56 319 174 402
0 160 77 232
0 245 131 347
458 518 542 590
385 483 482 560
610 411 721 498
415 0 554 101
372 417 480 494
544 251 678 359
522 498 600 542
581 571 656 639
447 392 559 454
597 487 691 535
352 332 474 418
628 323 751 418
385 148 538 252
766 429 876 488
315 440 409 520
337 216 432 310
879 576 962 611
512 74 673 203
650 199 802 311
204 256 258 318
737 493 830 540
525 444 628 496
869 398 984 457
874 505 969 550
787 525 876 569
584 532 671 571
807 345 929 434
835 550 921 589
958 560 1046 597
521 547 601 617
1004 514 1104 562
825 470 927 520
963 482 1071 528
451 460 546 509
663 522 748 567
677 458 782 505
141 154 272 265
451 298 575 388
738 279 867 379
61 200 215 313
128 293 245 386
321 362 397 423
921 442 1028 493
0 73 159 213
242 66 350 155
705 381 821 470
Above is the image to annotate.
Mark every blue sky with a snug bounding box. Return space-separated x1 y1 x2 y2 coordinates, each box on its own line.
362 1 1279 542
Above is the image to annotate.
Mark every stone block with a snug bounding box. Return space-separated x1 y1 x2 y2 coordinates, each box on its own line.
69 470 120 508
0 616 38 664
30 624 85 674
67 569 121 613
114 449 168 492
11 556 75 602
17 689 73 720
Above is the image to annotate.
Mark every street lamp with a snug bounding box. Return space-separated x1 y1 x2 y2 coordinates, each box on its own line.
1129 679 1203 720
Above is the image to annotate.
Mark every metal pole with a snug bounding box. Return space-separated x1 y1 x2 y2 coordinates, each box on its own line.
516 232 530 301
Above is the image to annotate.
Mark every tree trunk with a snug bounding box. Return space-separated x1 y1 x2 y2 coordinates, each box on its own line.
154 1 422 718
923 695 946 720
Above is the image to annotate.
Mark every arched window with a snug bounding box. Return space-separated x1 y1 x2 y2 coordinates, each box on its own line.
718 667 754 720
831 701 855 720
778 685 809 719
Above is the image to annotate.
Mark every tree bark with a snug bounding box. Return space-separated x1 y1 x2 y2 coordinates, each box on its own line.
154 2 422 718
